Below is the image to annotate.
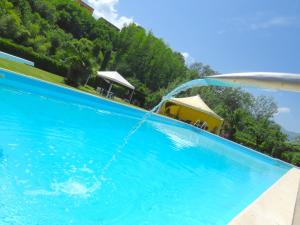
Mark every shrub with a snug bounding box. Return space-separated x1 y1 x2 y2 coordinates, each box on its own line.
0 38 68 76
281 151 300 166
233 131 257 149
65 58 86 87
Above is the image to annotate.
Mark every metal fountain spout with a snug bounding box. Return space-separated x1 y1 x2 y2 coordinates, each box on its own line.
205 72 300 92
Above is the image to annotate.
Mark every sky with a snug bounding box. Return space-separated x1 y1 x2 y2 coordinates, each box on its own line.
85 0 300 133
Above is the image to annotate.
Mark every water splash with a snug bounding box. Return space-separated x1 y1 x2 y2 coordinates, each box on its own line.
25 179 101 197
52 178 100 196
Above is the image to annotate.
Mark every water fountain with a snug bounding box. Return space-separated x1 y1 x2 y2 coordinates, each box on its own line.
46 72 300 195
97 72 300 190
2 69 300 224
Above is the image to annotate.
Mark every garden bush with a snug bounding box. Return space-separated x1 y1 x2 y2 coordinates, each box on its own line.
0 38 68 76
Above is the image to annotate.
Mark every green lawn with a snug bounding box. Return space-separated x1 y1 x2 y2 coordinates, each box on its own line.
0 58 111 97
0 58 144 108
0 58 65 84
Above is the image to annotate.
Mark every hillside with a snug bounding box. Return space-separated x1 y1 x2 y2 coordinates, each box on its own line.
282 128 300 141
0 0 187 107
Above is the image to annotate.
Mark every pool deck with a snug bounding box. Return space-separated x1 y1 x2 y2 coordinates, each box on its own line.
292 177 300 225
229 168 300 225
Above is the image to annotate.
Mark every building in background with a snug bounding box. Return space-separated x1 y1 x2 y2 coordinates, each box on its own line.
75 1 120 31
98 17 120 32
77 0 94 14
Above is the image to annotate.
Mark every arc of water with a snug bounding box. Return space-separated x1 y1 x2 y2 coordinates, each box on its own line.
97 72 300 192
97 81 211 187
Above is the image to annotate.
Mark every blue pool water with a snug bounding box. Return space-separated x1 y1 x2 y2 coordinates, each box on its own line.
0 69 291 225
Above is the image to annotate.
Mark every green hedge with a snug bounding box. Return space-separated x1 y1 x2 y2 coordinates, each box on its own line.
233 132 257 149
0 38 68 76
281 151 300 166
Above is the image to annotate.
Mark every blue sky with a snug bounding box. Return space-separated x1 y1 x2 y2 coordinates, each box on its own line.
86 0 300 133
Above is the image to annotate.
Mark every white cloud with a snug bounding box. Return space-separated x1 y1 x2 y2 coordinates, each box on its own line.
181 52 195 65
85 0 133 28
275 107 291 115
219 14 300 34
250 16 297 30
181 52 189 60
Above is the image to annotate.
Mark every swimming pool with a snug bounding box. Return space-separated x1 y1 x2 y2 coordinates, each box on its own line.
0 68 291 225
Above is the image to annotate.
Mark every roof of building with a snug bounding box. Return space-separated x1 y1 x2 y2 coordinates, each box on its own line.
77 0 94 14
98 17 120 32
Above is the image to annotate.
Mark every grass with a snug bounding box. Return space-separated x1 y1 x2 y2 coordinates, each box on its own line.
0 57 136 107
0 58 107 97
0 58 65 84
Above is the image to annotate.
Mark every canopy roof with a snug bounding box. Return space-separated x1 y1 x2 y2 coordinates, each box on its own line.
97 71 135 90
169 95 223 120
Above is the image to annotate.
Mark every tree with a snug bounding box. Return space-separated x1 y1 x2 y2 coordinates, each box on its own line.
111 23 189 108
55 0 95 39
9 0 32 25
28 0 57 24
0 15 21 40
0 0 22 40
292 136 300 145
251 95 278 120
65 38 97 87
47 29 72 56
0 0 16 15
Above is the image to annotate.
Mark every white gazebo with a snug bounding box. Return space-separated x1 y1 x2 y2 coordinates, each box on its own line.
97 71 135 102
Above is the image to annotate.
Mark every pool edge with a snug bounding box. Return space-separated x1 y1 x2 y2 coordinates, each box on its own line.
228 168 300 225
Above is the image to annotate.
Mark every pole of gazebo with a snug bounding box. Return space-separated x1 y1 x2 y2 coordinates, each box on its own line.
84 73 91 86
106 82 113 98
129 89 135 103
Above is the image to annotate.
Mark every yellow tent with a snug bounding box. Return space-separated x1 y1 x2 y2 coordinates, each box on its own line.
158 95 224 134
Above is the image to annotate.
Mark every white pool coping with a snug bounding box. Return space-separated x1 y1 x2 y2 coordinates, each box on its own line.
292 178 300 225
229 168 300 225
0 51 34 66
